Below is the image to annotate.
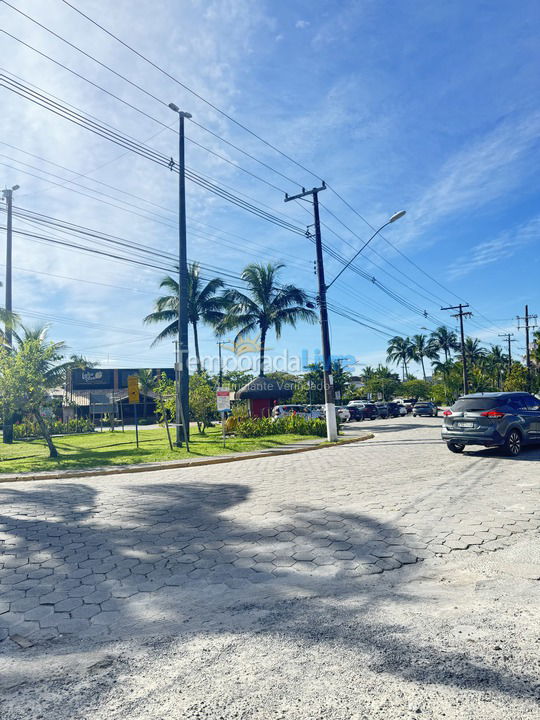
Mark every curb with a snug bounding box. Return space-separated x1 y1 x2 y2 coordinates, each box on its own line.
0 432 374 484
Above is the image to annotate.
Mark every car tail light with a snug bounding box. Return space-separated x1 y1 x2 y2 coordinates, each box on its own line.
443 410 452 416
480 410 505 418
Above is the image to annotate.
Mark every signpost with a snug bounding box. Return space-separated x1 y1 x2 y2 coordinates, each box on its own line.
127 375 140 448
216 388 231 448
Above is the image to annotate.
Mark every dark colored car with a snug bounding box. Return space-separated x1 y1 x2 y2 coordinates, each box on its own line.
441 392 540 456
360 403 379 420
346 406 364 421
412 401 438 417
375 402 389 419
386 402 402 418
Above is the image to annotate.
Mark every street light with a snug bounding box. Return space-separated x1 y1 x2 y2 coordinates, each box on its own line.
169 103 192 449
326 210 406 289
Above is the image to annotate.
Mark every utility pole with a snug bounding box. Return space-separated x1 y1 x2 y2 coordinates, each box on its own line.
285 182 337 441
217 339 230 387
498 333 515 372
517 306 538 391
2 184 19 445
169 104 191 447
441 304 472 395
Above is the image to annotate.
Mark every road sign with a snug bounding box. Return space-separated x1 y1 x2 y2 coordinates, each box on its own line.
216 387 231 412
127 375 140 404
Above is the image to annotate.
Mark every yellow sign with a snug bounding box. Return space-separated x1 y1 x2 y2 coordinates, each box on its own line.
127 375 140 404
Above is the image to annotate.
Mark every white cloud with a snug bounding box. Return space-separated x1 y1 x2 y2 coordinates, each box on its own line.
446 215 540 279
295 20 310 29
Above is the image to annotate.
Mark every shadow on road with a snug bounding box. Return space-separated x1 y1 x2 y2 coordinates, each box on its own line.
0 479 537 706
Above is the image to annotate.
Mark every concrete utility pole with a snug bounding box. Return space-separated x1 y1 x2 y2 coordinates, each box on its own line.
441 304 472 395
498 332 515 373
285 182 337 442
169 104 191 448
2 184 19 445
517 306 538 391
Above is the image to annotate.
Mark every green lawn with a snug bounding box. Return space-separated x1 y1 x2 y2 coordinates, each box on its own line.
0 426 319 474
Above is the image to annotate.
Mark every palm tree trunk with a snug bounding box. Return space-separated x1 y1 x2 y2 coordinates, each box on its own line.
35 409 58 458
421 356 426 381
259 327 267 376
192 321 202 373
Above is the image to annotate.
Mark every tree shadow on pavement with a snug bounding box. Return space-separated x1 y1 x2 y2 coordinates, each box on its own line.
0 479 537 706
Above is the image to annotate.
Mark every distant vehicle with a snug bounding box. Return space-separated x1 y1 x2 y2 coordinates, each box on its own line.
346 405 364 421
394 398 414 413
272 404 322 419
375 402 389 419
386 402 402 418
441 392 540 456
412 401 438 417
336 407 351 422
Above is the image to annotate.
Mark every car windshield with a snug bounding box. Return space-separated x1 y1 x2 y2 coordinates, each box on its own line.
451 397 500 412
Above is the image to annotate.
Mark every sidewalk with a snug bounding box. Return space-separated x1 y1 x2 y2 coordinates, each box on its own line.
0 423 373 484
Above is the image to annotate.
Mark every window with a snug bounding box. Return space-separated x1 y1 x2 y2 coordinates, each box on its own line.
452 397 499 412
506 396 528 412
525 395 540 411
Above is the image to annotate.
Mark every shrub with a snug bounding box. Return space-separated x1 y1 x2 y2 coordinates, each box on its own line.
13 417 95 440
234 415 327 438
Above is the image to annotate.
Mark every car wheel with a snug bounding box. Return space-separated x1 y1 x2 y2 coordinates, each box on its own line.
434 411 438 417
447 441 465 453
503 429 522 456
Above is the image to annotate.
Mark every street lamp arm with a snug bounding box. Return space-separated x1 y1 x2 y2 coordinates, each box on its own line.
326 221 391 290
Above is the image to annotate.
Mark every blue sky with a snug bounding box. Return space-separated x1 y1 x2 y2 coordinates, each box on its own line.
1 0 539 377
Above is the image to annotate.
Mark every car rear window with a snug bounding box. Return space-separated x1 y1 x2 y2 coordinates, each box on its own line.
451 397 500 412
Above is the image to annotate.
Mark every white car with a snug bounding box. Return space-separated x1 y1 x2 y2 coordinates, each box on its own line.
272 404 323 420
336 407 351 422
398 405 407 416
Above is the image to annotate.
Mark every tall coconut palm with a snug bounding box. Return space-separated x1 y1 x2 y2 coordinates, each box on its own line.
485 345 507 389
410 333 438 381
462 337 486 369
217 263 317 375
144 262 227 372
430 326 459 362
387 336 414 380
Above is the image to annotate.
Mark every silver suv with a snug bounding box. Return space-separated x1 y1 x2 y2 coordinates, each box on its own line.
441 392 540 456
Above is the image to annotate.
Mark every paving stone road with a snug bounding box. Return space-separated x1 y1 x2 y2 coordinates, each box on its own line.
0 415 539 647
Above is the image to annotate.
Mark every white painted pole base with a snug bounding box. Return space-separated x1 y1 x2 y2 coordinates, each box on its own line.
325 402 338 442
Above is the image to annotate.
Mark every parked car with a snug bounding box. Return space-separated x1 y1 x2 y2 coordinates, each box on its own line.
412 401 438 417
272 404 322 419
375 402 389 419
349 401 379 420
394 398 414 413
441 392 540 456
386 402 402 418
346 405 364 421
336 406 351 422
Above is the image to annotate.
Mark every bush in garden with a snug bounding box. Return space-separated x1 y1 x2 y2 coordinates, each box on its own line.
233 415 327 438
13 417 95 440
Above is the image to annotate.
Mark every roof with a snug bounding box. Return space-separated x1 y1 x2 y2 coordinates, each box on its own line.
236 375 295 400
460 391 528 398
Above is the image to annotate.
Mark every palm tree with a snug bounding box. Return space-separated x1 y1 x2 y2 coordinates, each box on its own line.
462 337 486 369
144 262 228 372
387 336 414 380
485 345 507 390
430 326 459 362
217 263 317 375
410 334 438 381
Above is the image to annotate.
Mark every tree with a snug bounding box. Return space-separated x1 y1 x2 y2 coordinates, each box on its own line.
218 263 317 375
484 345 507 390
294 361 352 404
137 369 156 418
221 370 254 391
503 362 528 391
0 326 85 456
462 337 486 369
400 379 432 400
387 336 414 380
410 334 438 381
429 326 459 362
189 372 216 433
144 262 228 372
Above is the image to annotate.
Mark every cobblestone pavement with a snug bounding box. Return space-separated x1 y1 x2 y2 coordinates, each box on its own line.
0 416 539 646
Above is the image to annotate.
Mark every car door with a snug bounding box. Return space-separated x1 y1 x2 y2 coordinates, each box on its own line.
524 395 540 440
507 396 534 442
